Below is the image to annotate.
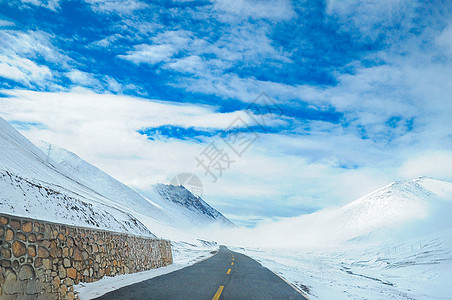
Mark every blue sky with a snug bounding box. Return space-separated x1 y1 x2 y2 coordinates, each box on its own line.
1 0 452 226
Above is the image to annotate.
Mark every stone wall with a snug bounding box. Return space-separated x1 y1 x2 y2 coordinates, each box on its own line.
0 213 172 299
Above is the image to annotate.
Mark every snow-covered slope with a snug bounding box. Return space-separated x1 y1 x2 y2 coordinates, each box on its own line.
224 178 452 299
33 141 233 238
0 117 152 236
36 142 176 225
150 184 234 227
326 177 452 242
222 177 452 248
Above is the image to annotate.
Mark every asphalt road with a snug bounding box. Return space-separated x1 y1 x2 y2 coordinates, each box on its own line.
95 245 308 300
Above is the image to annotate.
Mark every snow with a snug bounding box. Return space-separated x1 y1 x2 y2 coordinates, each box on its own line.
0 116 232 237
75 240 219 299
145 184 234 228
3 115 451 299
0 116 228 298
0 117 152 236
35 141 234 237
233 229 452 299
223 177 452 299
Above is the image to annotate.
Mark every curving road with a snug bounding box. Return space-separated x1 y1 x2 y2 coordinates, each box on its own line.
95 245 307 300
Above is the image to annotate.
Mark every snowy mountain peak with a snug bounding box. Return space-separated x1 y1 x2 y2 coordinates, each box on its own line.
34 141 234 233
153 184 234 227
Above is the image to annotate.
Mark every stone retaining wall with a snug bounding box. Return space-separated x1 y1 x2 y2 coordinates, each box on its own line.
0 213 172 299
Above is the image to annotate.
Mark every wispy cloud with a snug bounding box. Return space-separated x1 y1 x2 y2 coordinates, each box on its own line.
9 0 61 11
84 0 148 14
119 44 177 65
0 19 15 27
212 0 295 21
0 54 53 87
66 70 101 87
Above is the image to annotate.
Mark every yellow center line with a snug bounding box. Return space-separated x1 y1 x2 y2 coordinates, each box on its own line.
212 286 224 300
232 258 234 261
227 268 231 274
231 262 234 265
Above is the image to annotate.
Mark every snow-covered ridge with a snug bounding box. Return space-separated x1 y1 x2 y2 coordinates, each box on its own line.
35 141 234 235
0 170 151 235
0 116 233 241
226 177 452 299
152 184 234 227
0 117 152 236
223 177 452 248
37 141 176 225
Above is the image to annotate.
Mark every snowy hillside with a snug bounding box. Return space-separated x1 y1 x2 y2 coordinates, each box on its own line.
225 177 452 299
235 228 452 300
151 184 234 227
33 141 233 237
225 177 452 248
36 142 177 226
0 117 152 236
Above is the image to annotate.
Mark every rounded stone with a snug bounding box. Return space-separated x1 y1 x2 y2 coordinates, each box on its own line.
10 219 21 230
22 221 33 233
67 268 77 279
38 246 49 258
12 260 19 269
58 265 67 278
63 258 71 268
17 232 26 241
18 264 35 280
28 245 37 257
12 240 27 257
28 233 37 242
5 228 14 241
34 258 42 268
1 248 11 259
1 259 12 268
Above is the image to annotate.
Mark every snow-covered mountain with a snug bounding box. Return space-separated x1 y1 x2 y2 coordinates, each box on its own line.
34 140 233 236
223 177 452 248
0 117 232 240
228 178 452 299
0 117 152 236
150 184 234 227
329 177 452 241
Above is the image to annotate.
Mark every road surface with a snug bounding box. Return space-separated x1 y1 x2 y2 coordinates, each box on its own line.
95 245 307 300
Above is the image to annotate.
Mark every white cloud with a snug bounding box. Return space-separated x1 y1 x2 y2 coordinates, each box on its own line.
119 30 197 65
84 0 148 14
89 33 124 48
436 23 452 54
0 89 405 223
0 20 15 27
399 151 452 181
164 55 205 74
119 44 177 65
325 0 419 42
0 55 53 87
17 0 61 11
66 70 101 87
0 30 71 67
212 0 295 21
